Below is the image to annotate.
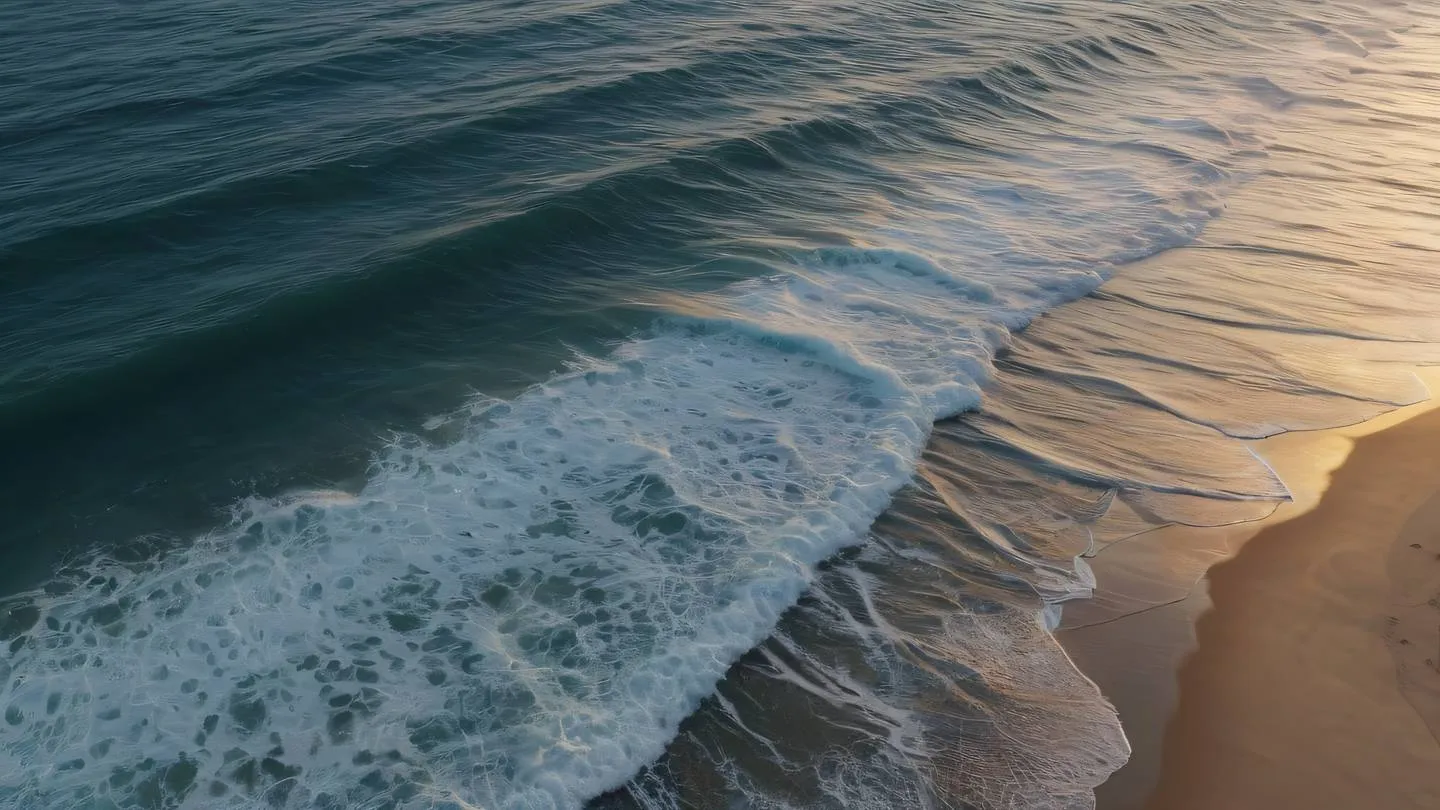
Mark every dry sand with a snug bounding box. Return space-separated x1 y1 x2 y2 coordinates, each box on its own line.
1061 396 1440 810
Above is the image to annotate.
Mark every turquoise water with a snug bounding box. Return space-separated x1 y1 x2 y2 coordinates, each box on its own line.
4 1 1440 807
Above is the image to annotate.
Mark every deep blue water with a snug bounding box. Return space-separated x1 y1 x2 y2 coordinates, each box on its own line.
4 0 1440 807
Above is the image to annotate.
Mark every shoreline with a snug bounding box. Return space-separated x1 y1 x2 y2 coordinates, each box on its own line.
1061 383 1440 809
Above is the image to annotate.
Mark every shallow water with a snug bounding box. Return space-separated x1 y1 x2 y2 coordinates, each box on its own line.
3 0 1440 807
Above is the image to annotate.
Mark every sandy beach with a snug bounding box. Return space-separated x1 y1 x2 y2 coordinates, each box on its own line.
1063 392 1440 810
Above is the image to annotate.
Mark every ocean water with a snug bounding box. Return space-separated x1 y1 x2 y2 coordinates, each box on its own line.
3 0 1440 808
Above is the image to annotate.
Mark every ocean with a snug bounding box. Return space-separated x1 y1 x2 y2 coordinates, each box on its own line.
3 0 1439 807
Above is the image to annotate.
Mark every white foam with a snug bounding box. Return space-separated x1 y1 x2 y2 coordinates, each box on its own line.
0 249 996 809
0 120 1241 809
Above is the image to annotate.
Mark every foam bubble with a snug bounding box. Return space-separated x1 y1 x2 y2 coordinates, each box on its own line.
0 118 1240 807
0 247 1027 809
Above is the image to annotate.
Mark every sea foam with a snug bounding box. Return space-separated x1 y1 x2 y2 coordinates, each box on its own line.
0 91 1245 808
0 242 1117 809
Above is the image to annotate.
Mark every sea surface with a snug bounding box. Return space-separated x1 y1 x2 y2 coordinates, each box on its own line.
4 0 1440 808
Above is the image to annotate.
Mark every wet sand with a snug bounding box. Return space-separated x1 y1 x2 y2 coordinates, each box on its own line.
1061 394 1440 810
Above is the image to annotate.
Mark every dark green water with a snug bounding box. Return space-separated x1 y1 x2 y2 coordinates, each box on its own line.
4 1 1440 808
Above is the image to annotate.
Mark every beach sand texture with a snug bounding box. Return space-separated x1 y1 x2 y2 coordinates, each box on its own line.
1067 398 1440 810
